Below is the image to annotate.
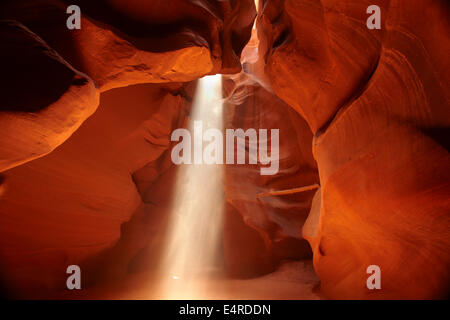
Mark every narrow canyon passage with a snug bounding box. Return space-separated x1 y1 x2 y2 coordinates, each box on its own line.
0 0 448 301
67 74 321 300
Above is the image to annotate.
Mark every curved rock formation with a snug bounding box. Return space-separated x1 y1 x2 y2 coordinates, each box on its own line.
258 0 450 299
0 20 99 173
222 74 319 277
0 0 448 300
0 0 256 91
0 83 191 297
0 0 257 298
0 0 255 175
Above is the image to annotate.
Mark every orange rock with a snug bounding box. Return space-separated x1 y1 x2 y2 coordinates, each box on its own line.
223 79 319 277
1 0 256 91
0 20 99 173
0 83 190 297
258 0 450 299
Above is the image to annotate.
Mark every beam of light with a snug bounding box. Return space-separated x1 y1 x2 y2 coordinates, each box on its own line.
253 0 259 29
157 74 224 299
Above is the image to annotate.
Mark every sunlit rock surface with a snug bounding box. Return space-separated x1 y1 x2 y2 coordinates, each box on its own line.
0 0 448 300
258 0 450 299
0 78 320 298
0 0 256 91
222 75 319 277
0 20 99 173
0 84 190 297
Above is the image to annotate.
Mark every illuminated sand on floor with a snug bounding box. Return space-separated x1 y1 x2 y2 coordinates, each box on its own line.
64 260 322 300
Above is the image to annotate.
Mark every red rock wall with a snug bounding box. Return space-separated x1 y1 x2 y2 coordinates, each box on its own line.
0 0 256 91
222 76 319 277
0 21 99 173
0 0 256 172
0 84 191 297
0 0 448 300
257 0 450 299
0 0 256 297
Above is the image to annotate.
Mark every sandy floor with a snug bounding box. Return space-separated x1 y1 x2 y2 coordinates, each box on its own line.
61 260 322 300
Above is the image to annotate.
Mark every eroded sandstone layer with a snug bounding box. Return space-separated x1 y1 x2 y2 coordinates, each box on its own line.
0 0 448 300
0 0 255 170
0 20 99 173
0 83 191 297
222 73 319 277
0 0 256 91
257 0 450 299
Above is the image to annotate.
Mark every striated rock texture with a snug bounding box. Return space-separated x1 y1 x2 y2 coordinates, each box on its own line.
79 82 198 289
0 0 260 298
0 0 255 170
0 20 99 173
0 83 191 298
0 0 256 91
222 74 319 277
258 0 450 299
0 0 449 300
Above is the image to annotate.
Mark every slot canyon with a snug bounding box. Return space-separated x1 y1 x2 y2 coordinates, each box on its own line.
0 0 449 300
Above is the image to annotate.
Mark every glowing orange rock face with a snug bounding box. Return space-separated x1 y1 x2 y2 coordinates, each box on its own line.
0 0 448 300
222 77 319 278
0 83 191 297
1 0 256 91
258 0 450 299
0 0 255 171
0 20 99 173
0 0 257 297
